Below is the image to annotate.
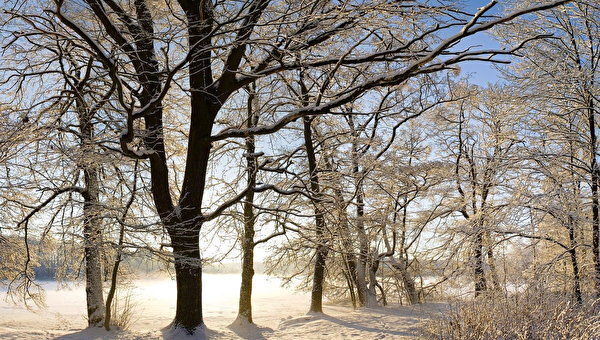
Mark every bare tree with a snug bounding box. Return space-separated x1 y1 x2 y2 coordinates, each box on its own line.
434 85 521 296
4 0 572 334
500 0 600 297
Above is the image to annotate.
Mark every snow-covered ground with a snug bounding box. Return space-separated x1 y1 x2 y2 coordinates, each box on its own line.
0 274 444 339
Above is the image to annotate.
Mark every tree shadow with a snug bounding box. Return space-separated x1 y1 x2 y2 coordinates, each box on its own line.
54 328 125 340
55 325 227 340
357 302 451 317
280 306 440 338
227 319 274 340
322 313 418 337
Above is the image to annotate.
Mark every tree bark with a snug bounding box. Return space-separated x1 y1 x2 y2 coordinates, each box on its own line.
351 135 377 308
310 244 328 313
303 116 329 313
169 231 203 332
485 232 501 291
236 85 259 324
397 189 419 304
568 216 583 304
82 172 105 327
163 2 217 332
296 73 330 314
474 230 487 297
354 184 377 307
76 92 105 327
367 259 380 304
390 255 419 304
238 228 255 323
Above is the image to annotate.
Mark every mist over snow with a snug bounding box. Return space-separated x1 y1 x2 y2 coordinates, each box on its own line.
0 274 443 339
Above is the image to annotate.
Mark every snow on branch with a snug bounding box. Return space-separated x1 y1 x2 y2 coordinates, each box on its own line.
212 0 572 141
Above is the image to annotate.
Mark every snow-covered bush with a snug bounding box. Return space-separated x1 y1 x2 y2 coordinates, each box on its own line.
423 291 600 339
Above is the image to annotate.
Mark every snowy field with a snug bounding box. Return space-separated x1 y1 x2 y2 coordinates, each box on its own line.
0 274 444 339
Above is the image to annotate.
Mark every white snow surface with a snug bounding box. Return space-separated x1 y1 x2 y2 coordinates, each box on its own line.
0 274 444 339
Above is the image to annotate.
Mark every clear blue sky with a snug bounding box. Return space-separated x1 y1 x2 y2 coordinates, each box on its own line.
454 0 507 86
456 33 503 87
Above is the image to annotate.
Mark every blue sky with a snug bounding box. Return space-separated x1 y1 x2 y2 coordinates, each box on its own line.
454 0 508 86
456 32 503 86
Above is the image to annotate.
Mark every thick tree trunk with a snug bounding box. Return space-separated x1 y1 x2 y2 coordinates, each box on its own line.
170 231 203 333
474 231 487 297
81 152 105 327
82 190 105 327
164 4 216 333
